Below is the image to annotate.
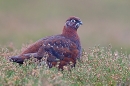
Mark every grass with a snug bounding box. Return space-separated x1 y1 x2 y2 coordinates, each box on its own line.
0 44 130 86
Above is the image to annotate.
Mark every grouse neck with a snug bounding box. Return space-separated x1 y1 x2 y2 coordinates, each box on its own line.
62 26 78 38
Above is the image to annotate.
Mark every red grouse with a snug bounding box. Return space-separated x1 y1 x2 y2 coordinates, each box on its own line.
10 16 83 69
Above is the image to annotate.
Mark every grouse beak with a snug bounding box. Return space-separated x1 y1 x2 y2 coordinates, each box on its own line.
79 20 83 25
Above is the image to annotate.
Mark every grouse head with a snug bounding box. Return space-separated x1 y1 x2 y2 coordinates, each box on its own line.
65 16 83 30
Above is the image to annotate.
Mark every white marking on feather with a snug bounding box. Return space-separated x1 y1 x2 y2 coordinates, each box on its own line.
61 53 64 57
75 23 80 28
48 43 50 46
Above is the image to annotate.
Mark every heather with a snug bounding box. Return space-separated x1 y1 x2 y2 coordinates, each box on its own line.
0 45 130 86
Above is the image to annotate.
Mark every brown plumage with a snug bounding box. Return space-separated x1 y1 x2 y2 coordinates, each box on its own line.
10 16 83 70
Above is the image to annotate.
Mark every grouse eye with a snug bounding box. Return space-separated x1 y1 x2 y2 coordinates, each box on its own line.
70 19 76 23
